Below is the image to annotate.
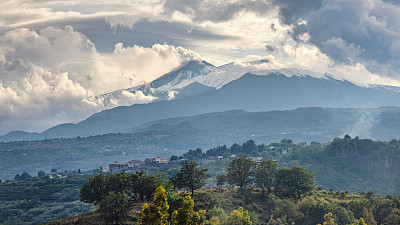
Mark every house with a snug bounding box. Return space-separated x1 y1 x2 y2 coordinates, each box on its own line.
154 156 168 164
109 163 129 172
144 157 168 165
249 156 263 163
128 159 143 168
323 142 332 147
281 149 288 155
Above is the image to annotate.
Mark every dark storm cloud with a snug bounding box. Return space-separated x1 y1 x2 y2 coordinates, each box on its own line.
274 0 400 77
273 0 322 24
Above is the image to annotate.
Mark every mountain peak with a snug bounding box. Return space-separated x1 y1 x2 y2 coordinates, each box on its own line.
150 60 218 89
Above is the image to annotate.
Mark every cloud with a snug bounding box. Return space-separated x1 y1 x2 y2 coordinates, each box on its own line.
276 0 400 78
103 90 157 108
273 0 322 24
162 0 273 23
0 25 202 134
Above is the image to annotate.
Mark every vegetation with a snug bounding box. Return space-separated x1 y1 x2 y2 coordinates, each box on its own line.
254 160 277 197
171 160 209 198
0 170 95 225
3 136 400 224
226 156 256 194
177 137 400 195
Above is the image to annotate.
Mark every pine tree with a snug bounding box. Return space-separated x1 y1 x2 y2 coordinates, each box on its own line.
225 207 252 225
171 195 206 225
352 218 367 225
362 207 377 225
322 212 336 225
138 186 170 225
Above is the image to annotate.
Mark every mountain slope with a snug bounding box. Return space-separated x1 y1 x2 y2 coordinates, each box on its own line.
4 70 400 141
29 73 400 138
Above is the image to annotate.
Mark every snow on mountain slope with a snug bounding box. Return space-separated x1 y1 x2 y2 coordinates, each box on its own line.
96 59 400 108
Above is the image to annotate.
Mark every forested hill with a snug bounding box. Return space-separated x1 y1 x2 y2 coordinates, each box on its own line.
174 136 400 195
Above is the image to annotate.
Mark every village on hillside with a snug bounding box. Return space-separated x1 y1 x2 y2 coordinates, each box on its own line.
106 156 170 173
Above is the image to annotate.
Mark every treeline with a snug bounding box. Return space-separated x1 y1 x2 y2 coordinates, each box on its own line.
174 136 400 195
280 136 400 194
171 139 296 161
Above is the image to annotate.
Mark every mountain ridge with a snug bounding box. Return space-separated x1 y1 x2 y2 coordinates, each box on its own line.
3 70 400 141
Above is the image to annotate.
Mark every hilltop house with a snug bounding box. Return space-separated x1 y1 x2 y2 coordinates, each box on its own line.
109 163 129 172
144 157 168 165
128 159 143 168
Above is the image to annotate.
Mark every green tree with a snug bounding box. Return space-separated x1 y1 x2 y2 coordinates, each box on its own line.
226 156 256 191
352 218 367 225
321 212 336 225
171 195 206 225
225 207 252 225
138 186 170 225
107 171 130 194
254 159 277 197
38 171 46 177
99 192 130 224
171 160 209 198
130 170 159 200
80 173 109 205
275 165 315 200
362 207 377 225
216 175 227 189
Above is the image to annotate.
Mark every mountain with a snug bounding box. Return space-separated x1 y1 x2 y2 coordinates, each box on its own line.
4 70 400 141
129 107 400 143
97 60 227 108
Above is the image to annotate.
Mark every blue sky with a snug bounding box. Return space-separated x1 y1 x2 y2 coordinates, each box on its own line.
1 0 400 134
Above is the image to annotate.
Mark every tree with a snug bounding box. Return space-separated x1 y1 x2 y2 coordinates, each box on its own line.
170 155 179 161
226 156 256 191
80 173 109 205
130 170 161 200
38 171 46 178
254 159 277 197
225 207 252 225
15 172 32 181
51 168 57 173
216 175 227 189
171 160 209 198
275 165 315 200
171 195 206 225
362 207 377 225
138 186 170 225
99 192 130 224
352 218 367 225
321 212 336 225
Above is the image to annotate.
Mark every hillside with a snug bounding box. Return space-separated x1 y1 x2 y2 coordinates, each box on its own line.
51 187 400 225
3 107 400 180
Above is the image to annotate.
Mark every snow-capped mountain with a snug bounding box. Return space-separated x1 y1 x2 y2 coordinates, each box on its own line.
4 59 400 142
97 60 256 107
99 58 400 109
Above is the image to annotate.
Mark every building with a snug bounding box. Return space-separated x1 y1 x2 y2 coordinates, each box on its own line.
109 163 129 172
128 159 143 168
144 157 168 165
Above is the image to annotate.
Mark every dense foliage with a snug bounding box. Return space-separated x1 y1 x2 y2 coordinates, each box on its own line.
175 137 400 195
170 160 209 198
0 170 95 225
